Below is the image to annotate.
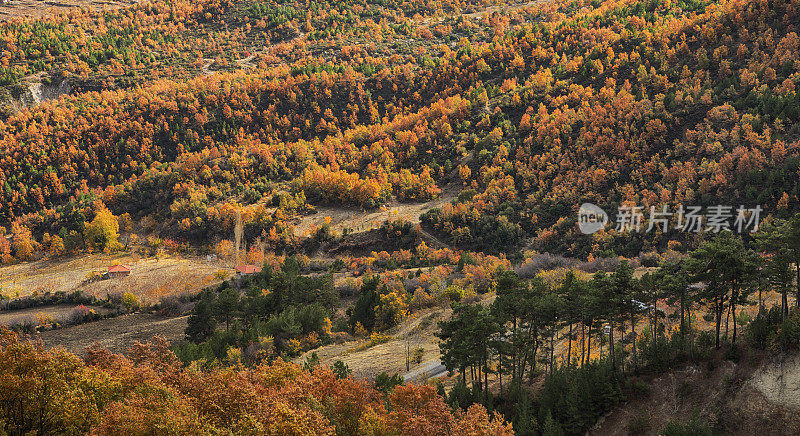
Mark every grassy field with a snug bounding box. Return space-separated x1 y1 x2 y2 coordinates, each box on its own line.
0 252 228 304
293 184 459 238
0 0 137 22
295 307 449 380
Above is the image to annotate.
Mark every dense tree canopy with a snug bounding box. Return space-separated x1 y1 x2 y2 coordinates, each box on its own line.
0 0 798 262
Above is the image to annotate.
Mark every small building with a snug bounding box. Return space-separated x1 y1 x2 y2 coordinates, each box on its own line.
235 264 262 276
107 264 132 278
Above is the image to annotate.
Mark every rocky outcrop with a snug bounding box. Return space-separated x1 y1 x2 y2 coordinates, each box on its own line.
749 353 800 410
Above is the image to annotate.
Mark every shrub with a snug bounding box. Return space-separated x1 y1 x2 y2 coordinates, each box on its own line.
662 412 712 436
331 360 351 379
516 253 578 278
157 296 183 316
769 308 800 353
538 360 623 434
638 251 661 267
411 347 424 365
627 409 651 435
626 379 651 399
438 285 465 303
348 332 392 353
121 292 140 312
375 291 408 330
745 305 785 351
348 276 380 332
67 305 101 325
374 372 403 394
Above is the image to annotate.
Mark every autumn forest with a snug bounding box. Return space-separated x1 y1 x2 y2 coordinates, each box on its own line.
1 0 800 433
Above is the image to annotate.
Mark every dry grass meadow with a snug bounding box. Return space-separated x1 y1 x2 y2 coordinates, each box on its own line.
0 252 229 305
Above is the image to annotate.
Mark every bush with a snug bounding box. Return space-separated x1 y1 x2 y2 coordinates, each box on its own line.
447 379 474 410
581 256 620 273
724 344 740 362
638 251 662 267
374 291 408 330
121 292 140 312
516 253 578 278
627 409 651 435
380 219 420 249
0 290 97 311
438 285 466 303
538 360 624 434
625 379 651 399
157 296 183 316
374 372 403 394
348 332 391 353
331 360 351 379
67 305 102 325
745 305 795 352
348 276 380 332
411 347 424 365
769 308 800 353
697 330 715 349
662 412 712 436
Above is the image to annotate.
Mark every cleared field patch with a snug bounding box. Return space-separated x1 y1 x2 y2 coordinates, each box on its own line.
36 313 188 355
296 307 448 380
293 185 458 238
0 0 138 22
0 253 227 305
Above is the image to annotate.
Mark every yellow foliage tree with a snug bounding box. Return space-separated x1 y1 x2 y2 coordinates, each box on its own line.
10 222 36 260
84 206 120 252
375 291 408 330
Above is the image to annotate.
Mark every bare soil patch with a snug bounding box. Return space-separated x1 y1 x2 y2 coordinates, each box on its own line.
590 351 800 435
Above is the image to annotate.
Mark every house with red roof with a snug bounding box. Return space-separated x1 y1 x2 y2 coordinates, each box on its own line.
235 264 262 276
106 264 132 278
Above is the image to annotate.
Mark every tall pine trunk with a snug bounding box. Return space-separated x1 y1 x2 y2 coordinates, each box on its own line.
567 323 573 365
796 264 800 308
689 304 695 360
609 321 616 372
586 327 592 365
782 289 788 319
680 292 685 340
580 323 586 366
725 304 730 341
630 309 637 372
715 297 722 349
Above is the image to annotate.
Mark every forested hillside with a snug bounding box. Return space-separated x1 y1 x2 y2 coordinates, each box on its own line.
0 0 798 262
2 0 800 434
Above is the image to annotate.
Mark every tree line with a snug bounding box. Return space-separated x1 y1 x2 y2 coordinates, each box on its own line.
437 214 800 433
